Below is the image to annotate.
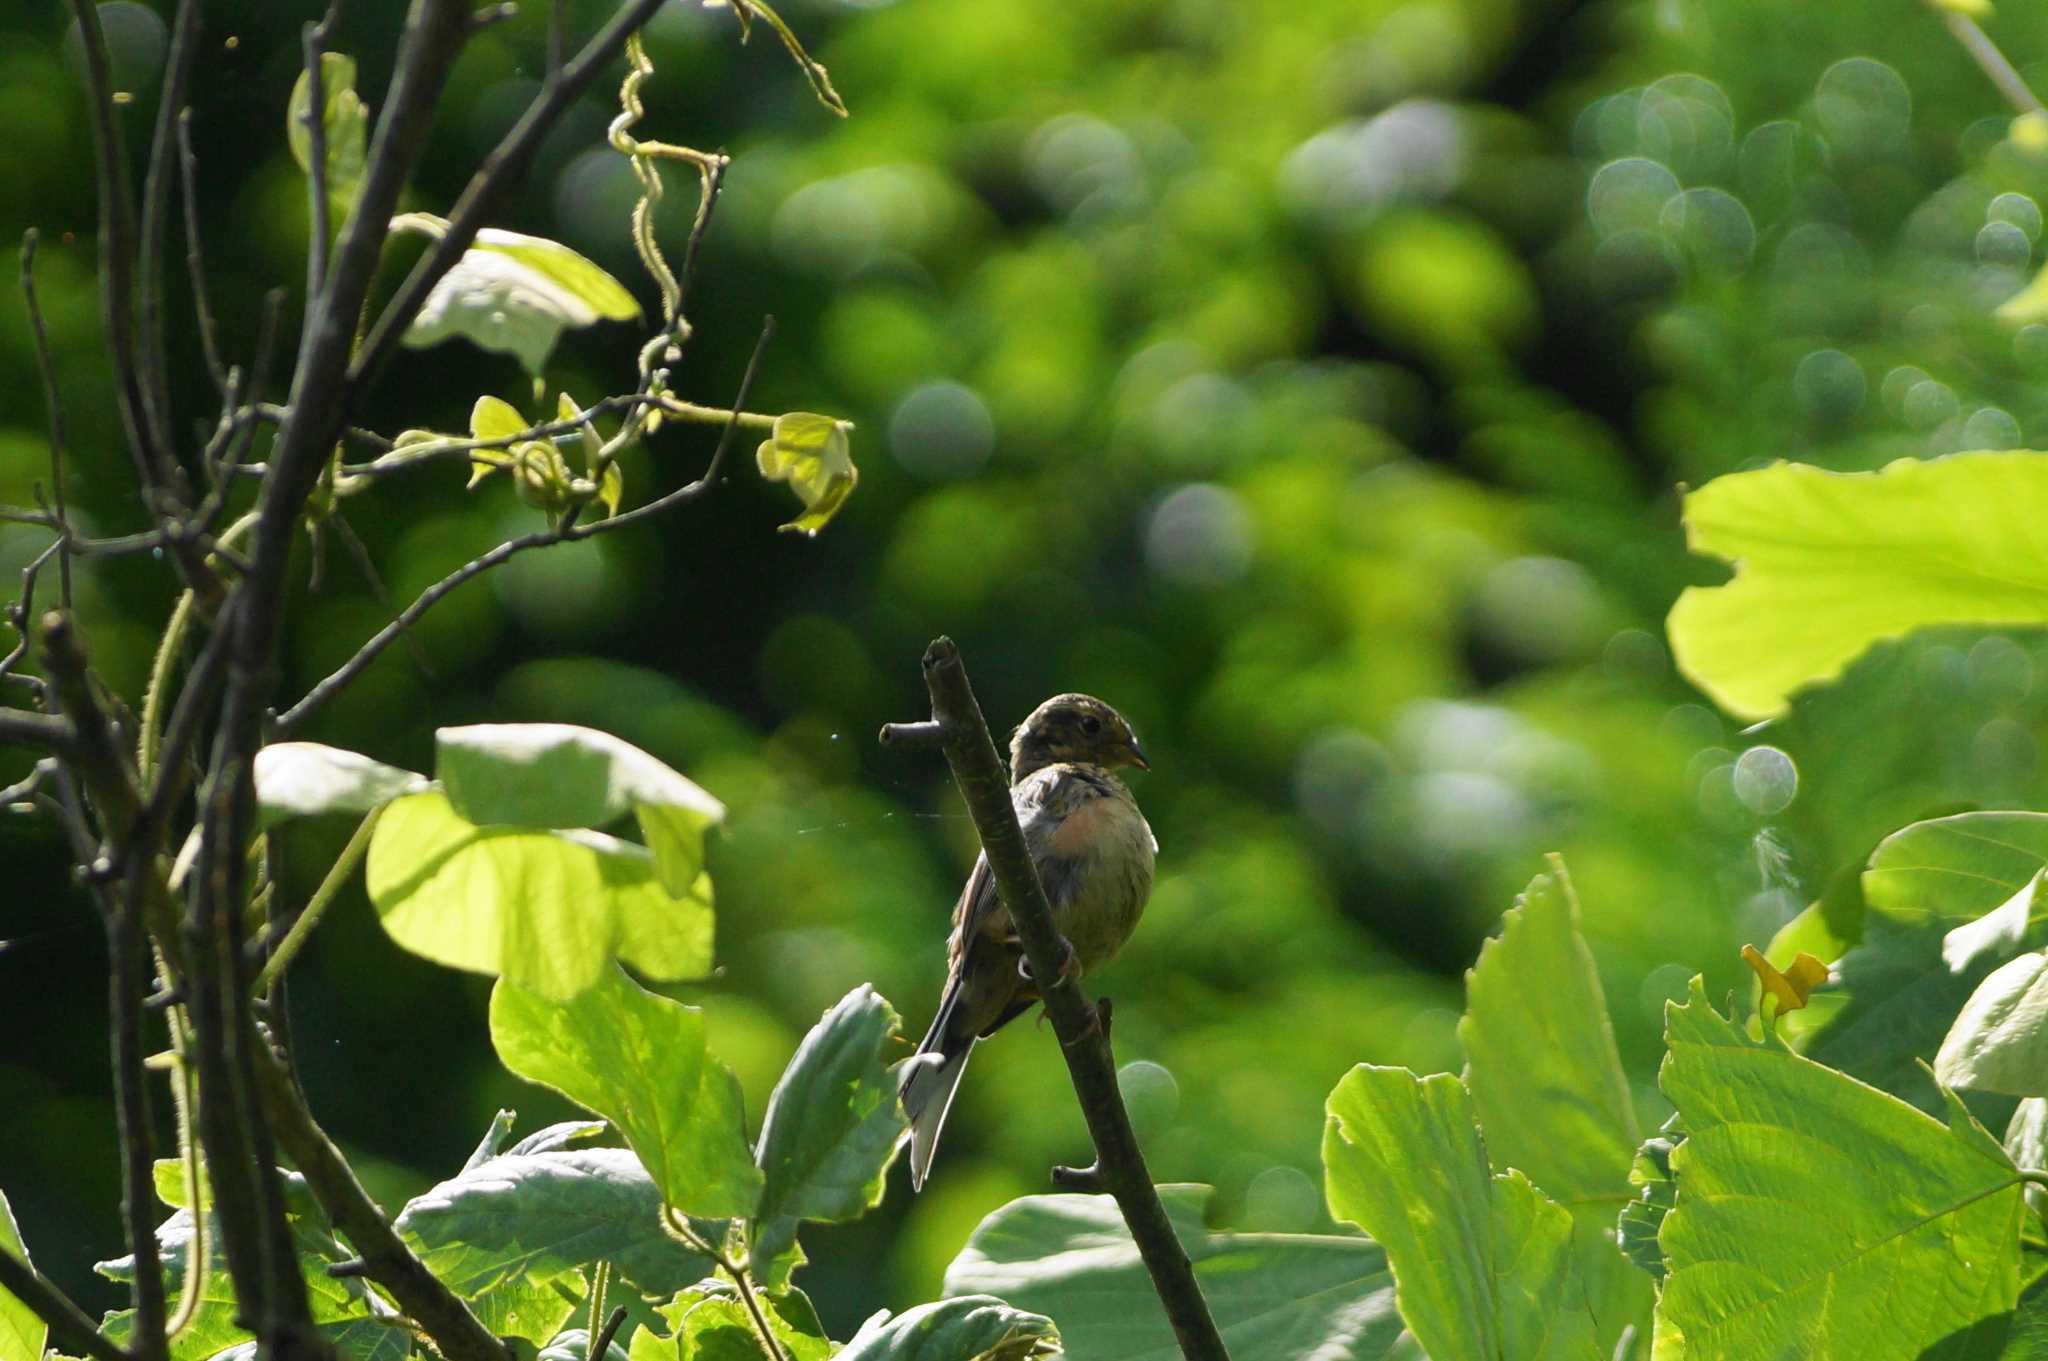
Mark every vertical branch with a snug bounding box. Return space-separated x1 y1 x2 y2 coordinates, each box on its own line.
301 5 341 298
1932 3 2046 114
20 231 72 610
37 616 168 1361
882 639 1232 1361
137 0 202 460
175 112 228 398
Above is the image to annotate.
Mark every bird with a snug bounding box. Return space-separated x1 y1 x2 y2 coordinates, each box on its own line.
899 692 1156 1190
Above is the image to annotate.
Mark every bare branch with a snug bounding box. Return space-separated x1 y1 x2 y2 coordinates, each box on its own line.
302 4 344 297
884 640 1231 1361
138 0 202 459
176 112 228 397
0 708 76 752
20 232 72 611
0 1244 135 1361
275 316 773 735
1933 3 2045 114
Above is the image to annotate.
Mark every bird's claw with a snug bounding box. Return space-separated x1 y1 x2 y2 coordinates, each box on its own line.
1018 934 1080 986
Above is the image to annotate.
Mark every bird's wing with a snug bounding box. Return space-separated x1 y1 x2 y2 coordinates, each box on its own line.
945 769 1065 970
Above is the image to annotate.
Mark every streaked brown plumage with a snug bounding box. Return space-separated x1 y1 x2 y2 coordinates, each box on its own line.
899 693 1156 1190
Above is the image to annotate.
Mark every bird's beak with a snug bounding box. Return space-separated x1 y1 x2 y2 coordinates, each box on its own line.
1127 738 1151 771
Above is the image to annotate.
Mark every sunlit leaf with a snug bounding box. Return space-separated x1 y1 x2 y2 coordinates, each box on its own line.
1614 1134 1676 1282
755 412 858 536
1655 975 2024 1358
430 723 723 896
397 216 639 376
1457 858 1647 1347
365 790 714 999
1937 950 2048 1096
1323 1065 1602 1361
252 742 426 825
628 1283 832 1361
490 966 762 1219
944 1185 1399 1360
839 1297 1059 1361
395 1145 720 1307
748 986 907 1291
1667 453 2048 719
0 1189 45 1361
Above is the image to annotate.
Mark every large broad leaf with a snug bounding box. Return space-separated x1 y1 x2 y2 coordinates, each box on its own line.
944 1185 1400 1360
838 1297 1059 1361
395 1147 717 1305
490 968 762 1219
1938 951 2048 1097
0 1189 45 1361
627 1282 832 1361
395 215 639 376
1458 858 1648 1346
747 986 908 1291
253 742 427 824
435 724 725 897
367 790 713 1000
1804 813 2048 1108
1667 452 2048 719
1323 1066 1602 1361
286 51 368 229
1654 976 2025 1358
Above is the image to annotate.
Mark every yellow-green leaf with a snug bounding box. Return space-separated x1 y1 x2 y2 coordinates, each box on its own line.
1742 944 1831 1019
756 412 858 536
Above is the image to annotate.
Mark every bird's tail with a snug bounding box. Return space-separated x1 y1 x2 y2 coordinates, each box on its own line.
899 974 975 1192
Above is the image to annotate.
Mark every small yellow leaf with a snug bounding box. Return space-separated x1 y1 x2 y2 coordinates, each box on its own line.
2013 111 2048 156
755 412 857 536
1742 944 1831 1018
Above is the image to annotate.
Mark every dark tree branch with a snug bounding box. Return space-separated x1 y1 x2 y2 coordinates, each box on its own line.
251 1037 512 1361
0 708 76 751
138 0 203 463
350 0 673 392
37 615 169 1361
176 113 229 397
590 1305 629 1361
274 315 773 735
302 4 344 298
883 639 1231 1361
0 1244 134 1361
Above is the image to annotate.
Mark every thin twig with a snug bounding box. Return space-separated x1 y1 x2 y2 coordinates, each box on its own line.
302 4 344 297
0 1245 134 1361
252 804 382 994
20 232 72 610
883 640 1231 1361
138 0 202 465
274 317 773 735
589 1306 628 1361
1935 5 2046 114
0 708 77 751
0 540 61 694
176 112 228 397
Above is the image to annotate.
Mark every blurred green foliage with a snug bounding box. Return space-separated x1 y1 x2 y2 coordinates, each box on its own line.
15 0 2048 1341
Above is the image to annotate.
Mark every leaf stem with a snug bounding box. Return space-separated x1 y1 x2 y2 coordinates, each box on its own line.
253 803 384 995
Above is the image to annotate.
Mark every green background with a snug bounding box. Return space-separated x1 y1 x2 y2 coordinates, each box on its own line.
8 0 2048 1339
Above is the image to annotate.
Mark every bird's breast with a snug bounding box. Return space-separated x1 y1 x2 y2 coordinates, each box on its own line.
1041 786 1155 973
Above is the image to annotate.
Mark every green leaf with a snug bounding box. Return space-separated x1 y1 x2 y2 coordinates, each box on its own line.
1614 1135 1676 1282
252 742 427 825
944 1185 1400 1360
540 1327 630 1361
754 413 858 537
1938 951 2048 1096
396 1146 717 1315
1667 452 2048 719
490 967 762 1219
1805 813 2048 1107
1323 1065 1602 1361
1457 858 1648 1345
366 790 714 999
747 986 908 1291
0 1189 46 1361
628 1283 832 1361
286 52 368 228
1655 976 2025 1358
839 1297 1059 1361
435 723 725 897
396 220 639 376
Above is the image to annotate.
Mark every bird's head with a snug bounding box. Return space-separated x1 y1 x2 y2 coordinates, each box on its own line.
1009 693 1149 781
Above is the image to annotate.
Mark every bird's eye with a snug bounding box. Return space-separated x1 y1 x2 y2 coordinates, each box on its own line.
1081 715 1102 734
